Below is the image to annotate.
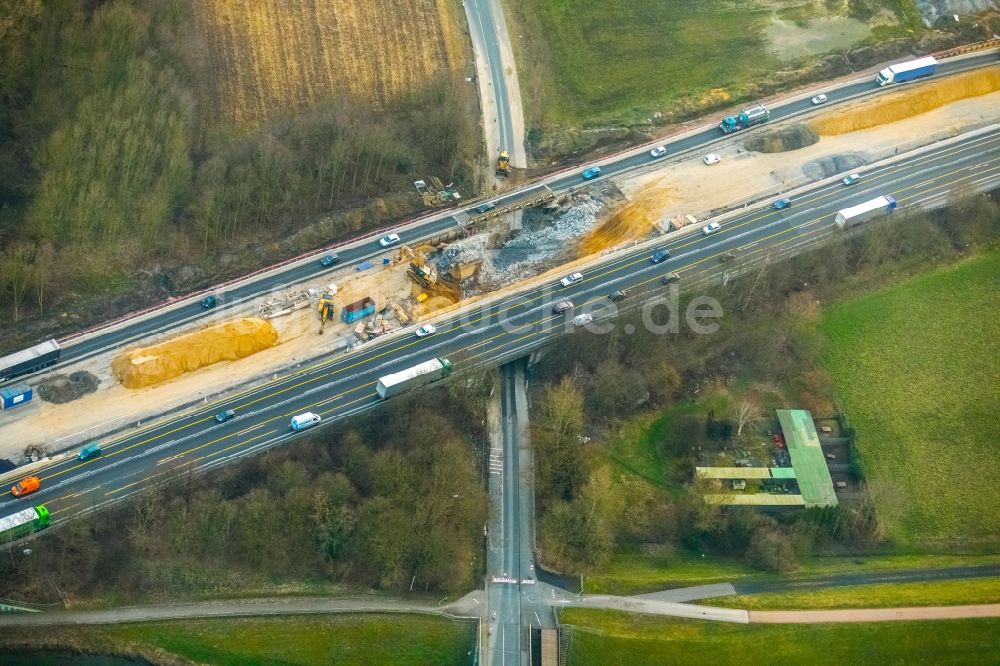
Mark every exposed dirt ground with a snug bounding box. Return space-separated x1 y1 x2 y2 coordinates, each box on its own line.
616 73 1000 233
0 258 422 459
192 0 468 123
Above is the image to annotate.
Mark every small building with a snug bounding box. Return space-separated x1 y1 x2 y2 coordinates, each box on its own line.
697 409 838 509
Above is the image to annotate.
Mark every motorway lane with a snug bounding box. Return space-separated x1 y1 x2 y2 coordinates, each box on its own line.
47 55 999 368
3 129 1000 526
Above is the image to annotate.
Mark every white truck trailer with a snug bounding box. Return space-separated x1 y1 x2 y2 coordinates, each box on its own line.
376 357 453 399
834 195 897 229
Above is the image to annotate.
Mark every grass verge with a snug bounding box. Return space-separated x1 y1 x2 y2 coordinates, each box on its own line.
820 251 1000 546
584 550 1000 595
1 615 475 666
560 608 1000 665
702 577 1000 610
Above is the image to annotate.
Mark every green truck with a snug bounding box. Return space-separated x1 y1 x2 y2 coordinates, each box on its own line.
0 505 50 542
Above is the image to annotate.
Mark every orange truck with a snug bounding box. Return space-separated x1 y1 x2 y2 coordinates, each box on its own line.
11 475 41 497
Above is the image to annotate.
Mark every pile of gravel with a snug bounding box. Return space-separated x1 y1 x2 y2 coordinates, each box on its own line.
36 371 100 404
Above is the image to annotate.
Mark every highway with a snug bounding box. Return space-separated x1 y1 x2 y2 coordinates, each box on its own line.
3 125 1000 531
38 54 998 370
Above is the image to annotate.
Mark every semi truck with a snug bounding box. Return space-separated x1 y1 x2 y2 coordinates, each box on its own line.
376 357 453 399
0 505 50 542
835 195 897 229
719 105 770 133
876 57 937 86
0 339 60 383
340 296 376 324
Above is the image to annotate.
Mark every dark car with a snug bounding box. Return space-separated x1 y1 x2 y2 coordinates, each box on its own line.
772 197 791 210
661 273 680 285
201 295 218 309
650 249 671 264
552 301 574 314
608 290 628 303
215 409 236 424
320 254 340 267
474 202 496 214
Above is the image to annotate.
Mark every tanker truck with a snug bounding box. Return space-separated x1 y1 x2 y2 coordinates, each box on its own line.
719 105 770 134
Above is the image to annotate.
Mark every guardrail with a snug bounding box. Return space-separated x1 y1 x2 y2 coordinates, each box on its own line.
57 206 453 346
932 38 1000 59
54 46 999 348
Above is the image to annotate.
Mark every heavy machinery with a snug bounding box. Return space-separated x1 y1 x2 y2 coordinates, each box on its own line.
317 291 337 334
408 262 438 287
719 105 770 134
496 149 510 177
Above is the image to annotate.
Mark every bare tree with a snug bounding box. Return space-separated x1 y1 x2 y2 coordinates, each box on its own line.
735 393 763 438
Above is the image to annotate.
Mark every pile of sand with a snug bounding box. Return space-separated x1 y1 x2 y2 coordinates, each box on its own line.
576 184 673 255
112 318 279 389
811 67 1000 136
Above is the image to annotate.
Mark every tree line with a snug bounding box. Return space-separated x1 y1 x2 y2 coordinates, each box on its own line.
0 0 479 330
0 385 489 603
531 193 1000 574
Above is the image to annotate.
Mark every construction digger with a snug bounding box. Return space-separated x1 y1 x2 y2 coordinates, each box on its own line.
496 150 510 177
317 291 336 334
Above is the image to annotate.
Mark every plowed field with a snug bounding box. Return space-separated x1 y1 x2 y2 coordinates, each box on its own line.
193 0 467 124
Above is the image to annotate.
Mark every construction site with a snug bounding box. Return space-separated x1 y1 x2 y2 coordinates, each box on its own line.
0 66 999 461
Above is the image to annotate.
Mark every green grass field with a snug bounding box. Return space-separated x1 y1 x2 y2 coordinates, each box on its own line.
820 251 1000 546
506 0 908 129
703 577 1000 610
561 609 1000 665
19 615 475 666
585 550 1000 595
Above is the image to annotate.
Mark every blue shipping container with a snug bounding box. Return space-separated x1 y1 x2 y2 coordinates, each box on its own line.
0 385 33 410
340 297 376 324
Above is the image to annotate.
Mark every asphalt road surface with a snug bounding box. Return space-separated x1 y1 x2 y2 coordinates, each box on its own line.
33 54 998 370
3 127 1000 534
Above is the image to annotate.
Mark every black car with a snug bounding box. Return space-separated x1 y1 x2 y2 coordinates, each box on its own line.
650 249 671 264
215 409 236 423
608 290 628 303
552 301 574 314
201 295 218 309
320 254 340 267
474 202 496 214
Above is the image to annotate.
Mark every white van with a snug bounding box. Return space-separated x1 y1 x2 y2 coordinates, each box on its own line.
290 412 322 431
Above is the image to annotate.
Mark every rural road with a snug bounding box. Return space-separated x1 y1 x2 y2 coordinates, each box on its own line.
3 590 997 627
0 592 485 627
749 604 1000 623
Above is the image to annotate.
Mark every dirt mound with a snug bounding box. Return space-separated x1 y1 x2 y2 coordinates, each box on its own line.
811 67 1000 136
112 318 279 389
744 124 819 153
802 153 868 181
576 184 672 255
36 371 100 404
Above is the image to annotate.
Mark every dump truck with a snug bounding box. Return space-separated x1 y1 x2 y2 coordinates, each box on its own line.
0 339 60 383
340 296 376 324
496 150 510 177
876 57 937 87
834 195 897 229
719 105 769 133
0 505 50 542
376 357 453 399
